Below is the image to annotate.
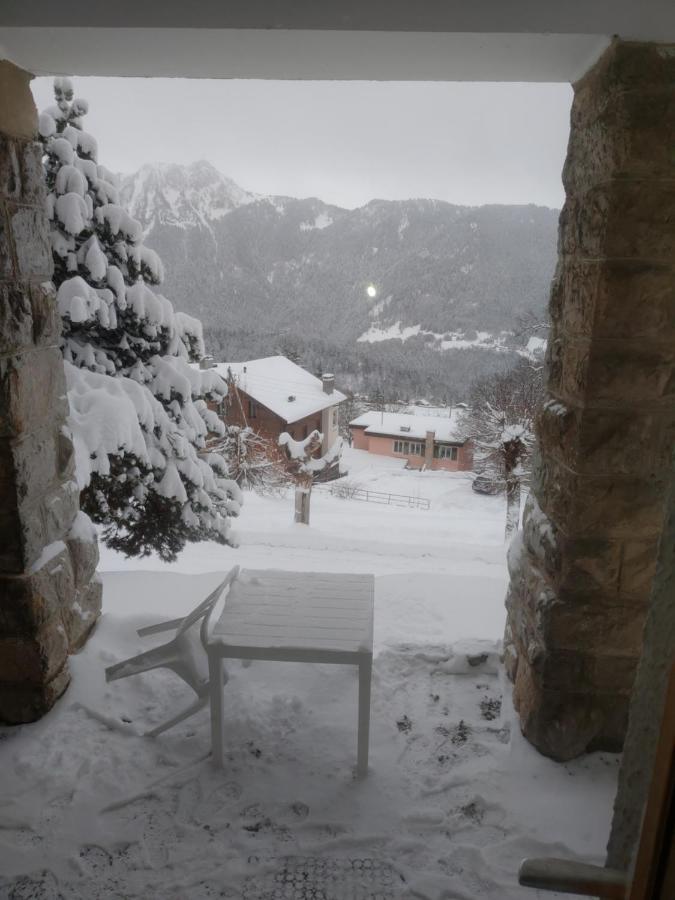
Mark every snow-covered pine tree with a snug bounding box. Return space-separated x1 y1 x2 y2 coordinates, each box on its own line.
39 77 242 560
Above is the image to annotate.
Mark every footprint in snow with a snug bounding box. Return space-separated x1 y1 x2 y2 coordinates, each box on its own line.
78 845 114 875
396 715 413 734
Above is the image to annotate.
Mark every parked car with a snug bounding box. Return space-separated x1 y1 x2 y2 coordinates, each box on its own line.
471 474 501 495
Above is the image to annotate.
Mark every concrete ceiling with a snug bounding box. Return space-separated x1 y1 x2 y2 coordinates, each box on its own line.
1 1 674 82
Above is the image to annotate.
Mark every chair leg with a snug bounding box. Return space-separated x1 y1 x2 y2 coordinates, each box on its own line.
357 655 372 777
145 696 209 738
105 641 178 683
208 653 226 769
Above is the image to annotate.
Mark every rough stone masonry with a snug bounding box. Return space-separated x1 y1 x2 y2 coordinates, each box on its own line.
504 40 675 761
0 60 101 724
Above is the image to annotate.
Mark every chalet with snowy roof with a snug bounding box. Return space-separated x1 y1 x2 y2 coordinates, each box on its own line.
203 355 346 454
350 410 472 471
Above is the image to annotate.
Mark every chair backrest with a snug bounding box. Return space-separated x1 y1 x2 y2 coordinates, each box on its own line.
200 566 240 649
176 565 240 638
167 566 240 692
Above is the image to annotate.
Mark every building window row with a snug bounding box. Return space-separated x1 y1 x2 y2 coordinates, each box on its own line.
393 439 424 456
434 444 458 460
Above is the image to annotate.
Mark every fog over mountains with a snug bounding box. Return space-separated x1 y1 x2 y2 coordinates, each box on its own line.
121 160 558 401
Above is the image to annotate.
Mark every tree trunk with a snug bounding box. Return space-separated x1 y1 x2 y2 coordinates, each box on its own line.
505 477 521 540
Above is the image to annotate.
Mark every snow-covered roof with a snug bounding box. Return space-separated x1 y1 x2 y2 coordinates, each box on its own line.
350 410 469 443
211 356 346 424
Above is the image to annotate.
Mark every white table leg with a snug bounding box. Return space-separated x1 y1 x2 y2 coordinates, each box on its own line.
208 651 225 769
357 655 372 777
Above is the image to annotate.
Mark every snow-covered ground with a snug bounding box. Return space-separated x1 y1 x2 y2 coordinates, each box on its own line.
0 449 618 899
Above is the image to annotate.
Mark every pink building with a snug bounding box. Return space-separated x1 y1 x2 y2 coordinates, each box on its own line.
349 410 473 472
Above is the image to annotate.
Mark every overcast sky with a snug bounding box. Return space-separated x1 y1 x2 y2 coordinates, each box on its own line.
31 76 572 210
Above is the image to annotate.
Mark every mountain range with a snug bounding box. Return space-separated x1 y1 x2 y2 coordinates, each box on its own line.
120 161 559 401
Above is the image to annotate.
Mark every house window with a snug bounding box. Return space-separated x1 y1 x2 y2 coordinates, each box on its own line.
248 399 257 418
393 439 424 456
434 444 458 460
332 408 338 426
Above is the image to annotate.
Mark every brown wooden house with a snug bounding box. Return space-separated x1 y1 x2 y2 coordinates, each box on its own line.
201 355 346 455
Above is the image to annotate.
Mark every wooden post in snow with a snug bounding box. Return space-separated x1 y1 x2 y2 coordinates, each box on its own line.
278 430 343 526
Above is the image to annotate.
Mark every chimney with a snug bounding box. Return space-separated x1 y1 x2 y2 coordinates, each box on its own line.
425 430 435 468
322 373 335 395
199 355 216 370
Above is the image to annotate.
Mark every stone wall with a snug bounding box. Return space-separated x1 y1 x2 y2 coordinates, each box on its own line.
0 60 101 724
504 41 675 760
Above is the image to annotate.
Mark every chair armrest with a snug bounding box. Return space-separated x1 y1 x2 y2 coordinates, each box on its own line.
518 858 627 898
137 617 185 637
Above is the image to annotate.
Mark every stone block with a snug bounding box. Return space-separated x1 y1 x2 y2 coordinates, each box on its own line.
574 40 675 101
0 347 68 437
537 649 595 693
513 655 605 761
8 205 52 281
64 578 102 652
551 259 675 343
506 558 553 668
9 424 64 504
0 135 21 200
0 616 69 684
584 343 675 409
57 427 76 482
502 615 519 683
534 456 667 540
514 653 631 759
564 85 675 194
549 335 674 410
0 544 74 635
546 596 647 656
0 204 14 281
66 522 99 589
536 397 580 473
521 492 561 576
618 539 660 599
0 663 70 725
576 409 664 477
0 61 37 141
559 181 675 263
0 504 22 572
15 479 80 573
0 283 33 356
18 142 46 205
555 537 623 596
0 281 60 358
30 280 61 347
593 654 640 694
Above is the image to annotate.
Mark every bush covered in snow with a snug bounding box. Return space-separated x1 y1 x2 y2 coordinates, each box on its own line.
40 77 242 560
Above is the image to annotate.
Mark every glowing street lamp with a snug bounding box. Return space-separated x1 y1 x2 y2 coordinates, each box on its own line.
366 284 377 298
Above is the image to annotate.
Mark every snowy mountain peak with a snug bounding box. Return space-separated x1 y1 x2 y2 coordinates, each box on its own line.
120 161 256 232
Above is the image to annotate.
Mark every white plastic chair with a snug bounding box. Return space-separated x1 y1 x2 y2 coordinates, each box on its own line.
105 565 240 737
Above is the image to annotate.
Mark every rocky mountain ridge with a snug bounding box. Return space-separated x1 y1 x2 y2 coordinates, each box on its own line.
120 161 558 399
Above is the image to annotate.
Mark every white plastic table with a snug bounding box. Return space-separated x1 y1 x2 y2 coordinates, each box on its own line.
207 568 375 776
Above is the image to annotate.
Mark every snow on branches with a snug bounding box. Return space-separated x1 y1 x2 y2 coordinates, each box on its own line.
41 77 242 560
278 431 344 525
468 359 543 540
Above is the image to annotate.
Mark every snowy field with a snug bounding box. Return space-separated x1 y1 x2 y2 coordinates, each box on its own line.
0 449 618 899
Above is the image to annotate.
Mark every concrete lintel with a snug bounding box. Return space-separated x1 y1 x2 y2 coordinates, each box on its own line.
1 0 674 37
0 29 612 83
